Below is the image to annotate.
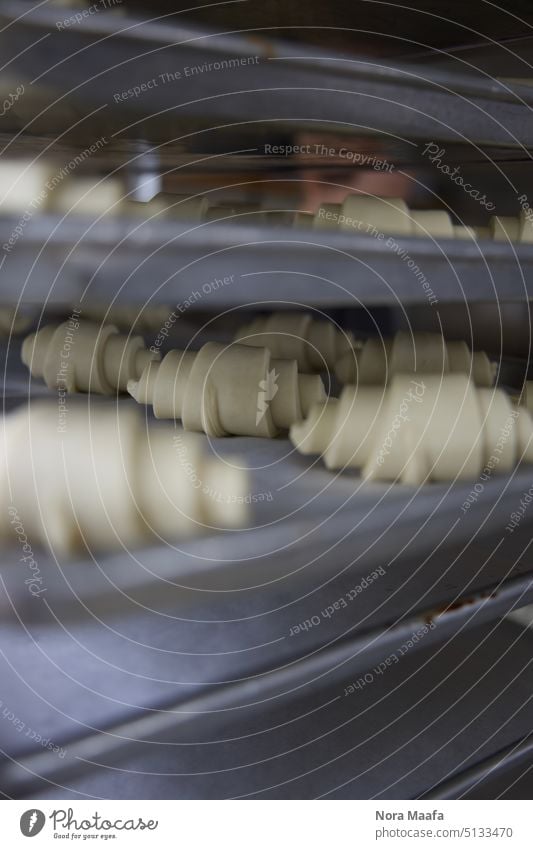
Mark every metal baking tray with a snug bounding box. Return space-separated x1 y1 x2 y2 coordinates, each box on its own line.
1 387 533 796
1 382 532 798
424 732 533 800
2 616 533 798
2 212 533 306
2 4 533 149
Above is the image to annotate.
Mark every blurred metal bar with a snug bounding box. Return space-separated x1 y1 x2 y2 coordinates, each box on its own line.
1 6 533 148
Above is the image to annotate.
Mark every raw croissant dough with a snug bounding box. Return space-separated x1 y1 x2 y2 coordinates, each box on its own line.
234 313 354 372
49 177 123 216
521 381 533 413
313 203 342 230
341 195 412 236
128 342 326 438
488 211 533 242
490 216 521 241
0 402 248 555
340 196 456 238
0 307 34 337
22 320 159 394
290 374 533 483
489 211 533 242
335 331 495 387
82 303 174 332
0 159 54 212
313 197 477 239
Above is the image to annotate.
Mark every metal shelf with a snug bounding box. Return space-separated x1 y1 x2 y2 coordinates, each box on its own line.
2 5 533 150
1 213 532 306
2 616 533 798
1 2 532 802
1 385 533 796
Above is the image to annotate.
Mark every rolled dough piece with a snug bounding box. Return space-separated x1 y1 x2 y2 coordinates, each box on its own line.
0 159 53 213
490 216 520 241
49 177 123 216
128 342 326 437
0 307 34 336
453 225 477 239
83 302 174 332
235 312 353 372
313 204 342 230
0 401 248 555
519 209 533 243
520 381 533 413
341 195 411 235
335 331 494 387
21 320 159 394
290 374 533 483
411 210 454 238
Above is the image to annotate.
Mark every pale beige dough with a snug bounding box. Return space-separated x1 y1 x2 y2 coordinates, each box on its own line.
290 374 533 483
0 402 248 555
520 381 533 413
128 341 326 438
0 160 53 212
0 308 33 336
22 320 159 394
235 312 353 372
453 225 477 239
314 197 474 240
82 302 174 332
341 195 411 236
313 204 342 230
334 331 494 387
519 209 533 243
49 177 123 216
410 210 454 238
490 216 521 241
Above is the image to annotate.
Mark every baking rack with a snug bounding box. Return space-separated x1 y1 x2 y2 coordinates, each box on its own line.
0 3 533 799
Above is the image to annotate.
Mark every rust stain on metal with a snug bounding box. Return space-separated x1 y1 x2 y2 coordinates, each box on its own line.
426 587 500 621
244 35 278 59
